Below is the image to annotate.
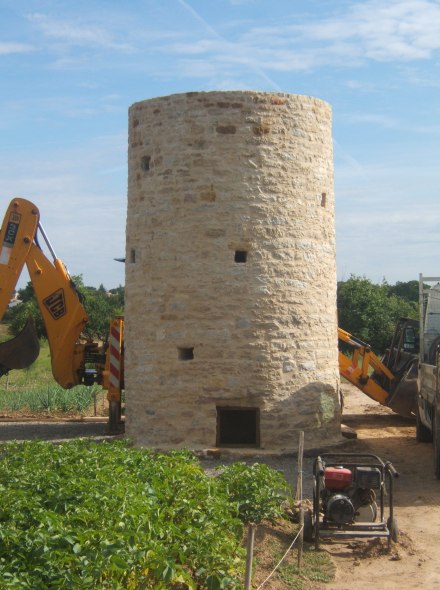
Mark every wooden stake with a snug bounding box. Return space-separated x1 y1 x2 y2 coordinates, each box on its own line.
244 524 256 590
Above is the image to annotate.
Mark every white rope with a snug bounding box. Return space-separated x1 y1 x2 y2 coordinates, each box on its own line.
255 524 304 590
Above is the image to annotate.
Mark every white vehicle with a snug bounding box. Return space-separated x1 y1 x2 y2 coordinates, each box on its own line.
416 274 440 478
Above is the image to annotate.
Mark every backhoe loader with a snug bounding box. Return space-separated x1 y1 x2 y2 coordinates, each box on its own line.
338 318 419 418
0 198 123 433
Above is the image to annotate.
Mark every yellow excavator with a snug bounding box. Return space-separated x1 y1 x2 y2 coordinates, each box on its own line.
338 319 419 418
0 198 124 432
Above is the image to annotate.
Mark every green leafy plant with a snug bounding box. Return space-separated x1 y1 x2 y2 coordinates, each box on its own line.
216 462 291 525
0 442 293 589
0 383 99 414
0 441 252 588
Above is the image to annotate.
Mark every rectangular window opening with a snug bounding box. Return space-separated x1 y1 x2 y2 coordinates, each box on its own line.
130 248 136 263
235 250 248 263
216 407 260 447
178 347 194 361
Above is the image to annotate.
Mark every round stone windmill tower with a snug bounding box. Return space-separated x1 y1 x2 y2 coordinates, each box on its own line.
125 90 340 452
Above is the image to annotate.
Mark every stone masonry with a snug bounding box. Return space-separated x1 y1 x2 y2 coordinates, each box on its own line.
125 90 341 452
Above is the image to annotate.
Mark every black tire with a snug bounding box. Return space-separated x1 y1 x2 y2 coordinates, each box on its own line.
303 510 314 542
416 401 432 443
433 407 440 479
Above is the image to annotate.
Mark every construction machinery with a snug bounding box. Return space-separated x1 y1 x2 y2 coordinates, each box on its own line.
338 319 419 418
415 275 440 478
305 452 399 548
0 198 123 433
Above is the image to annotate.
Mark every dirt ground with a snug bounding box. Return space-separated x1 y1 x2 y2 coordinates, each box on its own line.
312 383 440 590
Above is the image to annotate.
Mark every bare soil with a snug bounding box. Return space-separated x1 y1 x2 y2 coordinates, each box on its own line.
311 383 440 590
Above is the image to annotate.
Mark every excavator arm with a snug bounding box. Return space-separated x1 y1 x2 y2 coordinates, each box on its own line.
338 324 418 417
0 197 124 432
0 198 88 387
0 199 38 316
338 327 393 406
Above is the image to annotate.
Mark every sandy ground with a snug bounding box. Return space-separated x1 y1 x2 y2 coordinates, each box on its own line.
312 384 440 590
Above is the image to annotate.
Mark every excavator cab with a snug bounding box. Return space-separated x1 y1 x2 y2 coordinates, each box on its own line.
374 318 419 418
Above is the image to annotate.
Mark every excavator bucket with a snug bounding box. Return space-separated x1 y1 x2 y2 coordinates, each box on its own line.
0 317 40 377
385 361 418 418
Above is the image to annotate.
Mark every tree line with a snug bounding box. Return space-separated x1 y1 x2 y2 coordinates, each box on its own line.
337 276 419 354
4 277 124 341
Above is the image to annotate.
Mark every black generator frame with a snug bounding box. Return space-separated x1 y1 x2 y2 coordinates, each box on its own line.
306 452 399 549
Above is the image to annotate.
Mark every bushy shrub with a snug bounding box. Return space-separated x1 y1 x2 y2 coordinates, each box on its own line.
217 462 291 525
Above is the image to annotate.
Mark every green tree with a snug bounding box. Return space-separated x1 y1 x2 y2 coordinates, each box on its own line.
388 280 420 304
7 298 46 339
337 275 418 354
5 277 124 341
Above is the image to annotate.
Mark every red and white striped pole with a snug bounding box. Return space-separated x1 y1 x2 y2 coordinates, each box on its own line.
107 317 124 433
109 320 122 394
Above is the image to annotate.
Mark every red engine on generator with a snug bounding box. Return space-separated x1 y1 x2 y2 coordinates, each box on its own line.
321 464 382 525
324 466 352 490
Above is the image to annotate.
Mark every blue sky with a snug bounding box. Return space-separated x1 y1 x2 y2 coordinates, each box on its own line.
1 0 439 289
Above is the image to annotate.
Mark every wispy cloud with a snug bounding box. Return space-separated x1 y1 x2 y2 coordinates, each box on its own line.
0 133 126 288
403 67 440 88
20 1 440 82
340 112 399 128
345 80 377 92
289 0 440 61
27 12 133 51
174 0 282 89
0 42 34 55
165 0 440 76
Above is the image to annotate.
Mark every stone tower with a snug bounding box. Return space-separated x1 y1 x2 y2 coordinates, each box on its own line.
125 91 340 452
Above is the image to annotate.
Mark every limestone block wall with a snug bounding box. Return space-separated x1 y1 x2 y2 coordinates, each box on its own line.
125 90 341 452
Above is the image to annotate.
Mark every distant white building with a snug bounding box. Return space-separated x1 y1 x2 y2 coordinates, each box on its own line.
8 291 22 308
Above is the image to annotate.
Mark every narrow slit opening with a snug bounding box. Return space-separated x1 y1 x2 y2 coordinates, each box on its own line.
178 347 194 361
141 155 151 171
235 250 247 263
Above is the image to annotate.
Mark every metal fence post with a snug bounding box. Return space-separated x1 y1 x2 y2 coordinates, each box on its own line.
296 431 304 570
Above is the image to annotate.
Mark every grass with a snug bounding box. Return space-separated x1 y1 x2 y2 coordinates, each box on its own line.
0 322 10 342
0 383 101 415
0 327 105 416
276 546 335 588
253 520 335 590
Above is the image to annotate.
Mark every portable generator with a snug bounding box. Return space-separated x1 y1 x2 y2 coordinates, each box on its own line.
304 453 399 548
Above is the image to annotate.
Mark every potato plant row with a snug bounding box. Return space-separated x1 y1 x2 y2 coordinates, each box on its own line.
0 440 289 589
